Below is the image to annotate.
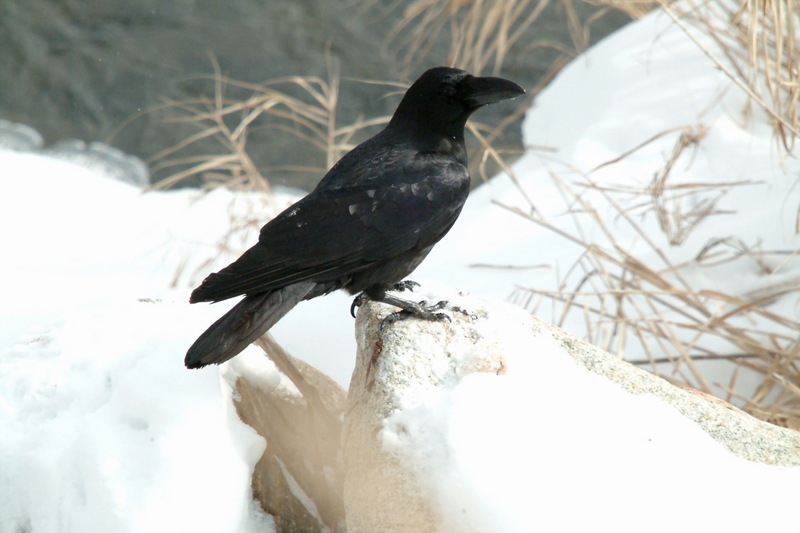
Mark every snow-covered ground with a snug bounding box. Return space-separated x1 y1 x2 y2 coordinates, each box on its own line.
2 6 799 532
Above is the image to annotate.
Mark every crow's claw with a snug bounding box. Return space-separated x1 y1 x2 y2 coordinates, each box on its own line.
419 300 447 311
351 293 369 318
380 310 410 329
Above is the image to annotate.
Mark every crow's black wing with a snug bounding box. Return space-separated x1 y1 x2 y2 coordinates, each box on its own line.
190 153 469 303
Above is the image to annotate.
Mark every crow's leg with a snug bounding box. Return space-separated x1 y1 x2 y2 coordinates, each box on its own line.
350 280 420 318
350 283 449 325
379 298 449 329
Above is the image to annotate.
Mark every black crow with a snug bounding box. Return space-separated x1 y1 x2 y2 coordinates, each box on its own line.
186 66 525 368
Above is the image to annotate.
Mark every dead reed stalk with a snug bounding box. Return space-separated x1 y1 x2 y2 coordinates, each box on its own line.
504 126 800 428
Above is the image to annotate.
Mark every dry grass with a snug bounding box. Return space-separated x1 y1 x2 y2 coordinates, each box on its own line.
364 0 635 182
585 0 657 19
151 0 609 200
520 0 800 427
585 0 800 151
384 0 552 75
374 0 625 75
593 124 747 247
500 122 800 428
661 0 800 152
147 58 398 269
145 59 394 290
149 57 392 195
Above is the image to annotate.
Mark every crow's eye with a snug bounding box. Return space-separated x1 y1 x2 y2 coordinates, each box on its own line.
442 84 457 97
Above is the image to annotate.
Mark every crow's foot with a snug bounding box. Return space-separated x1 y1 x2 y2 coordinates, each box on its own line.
352 282 448 326
380 299 449 330
351 281 419 318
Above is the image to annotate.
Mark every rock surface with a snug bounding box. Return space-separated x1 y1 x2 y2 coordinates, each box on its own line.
344 299 508 533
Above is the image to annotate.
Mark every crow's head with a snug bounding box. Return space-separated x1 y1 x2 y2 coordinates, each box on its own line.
389 66 525 143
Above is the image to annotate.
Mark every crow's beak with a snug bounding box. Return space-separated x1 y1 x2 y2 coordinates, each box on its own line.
461 75 526 109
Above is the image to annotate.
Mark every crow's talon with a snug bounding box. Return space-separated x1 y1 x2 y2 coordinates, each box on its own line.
380 310 409 329
351 293 368 318
418 300 447 311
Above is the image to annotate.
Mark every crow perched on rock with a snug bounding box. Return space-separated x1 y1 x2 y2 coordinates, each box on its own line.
186 66 525 368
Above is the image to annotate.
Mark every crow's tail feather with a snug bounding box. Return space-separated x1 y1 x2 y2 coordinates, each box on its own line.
185 281 316 368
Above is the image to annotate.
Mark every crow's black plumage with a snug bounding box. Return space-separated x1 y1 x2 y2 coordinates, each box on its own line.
185 66 525 368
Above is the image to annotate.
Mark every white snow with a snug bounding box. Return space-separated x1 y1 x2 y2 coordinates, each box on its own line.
380 294 799 532
0 152 277 532
1 5 799 532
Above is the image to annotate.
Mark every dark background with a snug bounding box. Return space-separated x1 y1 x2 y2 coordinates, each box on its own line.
0 0 631 189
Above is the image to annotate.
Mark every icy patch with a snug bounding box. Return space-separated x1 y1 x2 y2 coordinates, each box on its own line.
0 119 44 151
42 139 150 187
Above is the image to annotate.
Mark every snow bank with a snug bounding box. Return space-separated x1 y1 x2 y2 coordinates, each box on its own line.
345 285 800 532
0 152 275 532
